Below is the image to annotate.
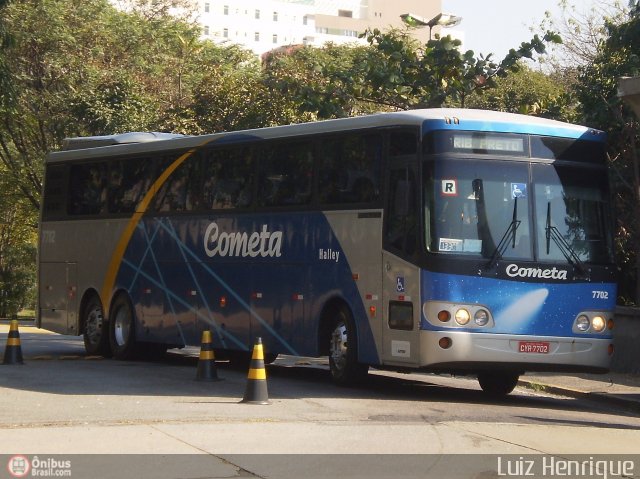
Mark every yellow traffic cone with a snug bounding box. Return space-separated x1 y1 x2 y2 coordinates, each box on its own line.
240 337 270 404
196 329 222 381
2 320 24 365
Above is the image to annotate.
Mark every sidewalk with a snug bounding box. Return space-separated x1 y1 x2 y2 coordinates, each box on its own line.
520 372 640 412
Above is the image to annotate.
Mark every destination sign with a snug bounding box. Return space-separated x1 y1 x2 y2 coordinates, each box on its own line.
452 134 525 153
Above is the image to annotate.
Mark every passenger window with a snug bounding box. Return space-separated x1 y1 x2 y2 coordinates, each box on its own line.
202 148 254 210
42 165 67 219
318 133 382 205
154 155 201 212
389 130 418 160
68 162 108 215
258 141 313 207
108 158 155 214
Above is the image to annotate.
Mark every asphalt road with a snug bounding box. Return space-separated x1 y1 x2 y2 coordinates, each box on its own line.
1 325 639 478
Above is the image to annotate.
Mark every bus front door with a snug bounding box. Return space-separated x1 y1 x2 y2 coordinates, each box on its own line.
381 253 421 366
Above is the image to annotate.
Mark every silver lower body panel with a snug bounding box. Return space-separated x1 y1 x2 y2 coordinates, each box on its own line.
418 330 612 373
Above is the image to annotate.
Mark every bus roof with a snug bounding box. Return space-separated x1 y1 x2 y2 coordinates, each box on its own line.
48 109 604 163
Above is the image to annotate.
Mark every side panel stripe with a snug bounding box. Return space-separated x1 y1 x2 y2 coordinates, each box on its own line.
100 145 206 313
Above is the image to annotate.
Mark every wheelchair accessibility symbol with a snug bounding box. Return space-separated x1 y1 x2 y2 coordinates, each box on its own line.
396 276 405 293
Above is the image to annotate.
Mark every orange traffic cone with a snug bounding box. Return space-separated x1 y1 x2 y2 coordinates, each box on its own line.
3 320 24 365
240 337 269 404
196 329 222 381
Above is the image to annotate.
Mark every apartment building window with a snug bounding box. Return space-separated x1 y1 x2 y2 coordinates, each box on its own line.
255 9 260 19
203 25 209 35
338 10 353 18
303 15 308 25
273 34 278 43
273 11 278 22
255 32 260 42
223 28 228 38
223 5 228 15
204 2 209 13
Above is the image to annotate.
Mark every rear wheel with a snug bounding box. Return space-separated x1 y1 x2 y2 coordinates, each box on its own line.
109 294 138 360
478 372 520 397
328 307 368 386
82 295 111 357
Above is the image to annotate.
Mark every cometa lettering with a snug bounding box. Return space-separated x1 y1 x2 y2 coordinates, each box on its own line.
204 222 283 258
505 263 568 280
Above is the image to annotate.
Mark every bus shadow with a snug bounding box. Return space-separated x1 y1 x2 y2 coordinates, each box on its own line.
2 348 638 424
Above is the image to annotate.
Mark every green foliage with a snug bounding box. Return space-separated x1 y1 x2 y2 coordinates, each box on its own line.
0 165 36 317
261 28 562 119
572 1 640 303
466 63 577 121
356 28 561 110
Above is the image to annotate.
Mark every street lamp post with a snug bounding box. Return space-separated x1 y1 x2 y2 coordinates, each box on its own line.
400 12 462 40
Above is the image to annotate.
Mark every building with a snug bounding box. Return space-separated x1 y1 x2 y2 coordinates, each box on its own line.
195 0 444 55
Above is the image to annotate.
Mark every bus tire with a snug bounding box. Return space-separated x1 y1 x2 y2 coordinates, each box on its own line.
109 294 138 360
82 295 111 357
328 306 368 386
478 371 520 397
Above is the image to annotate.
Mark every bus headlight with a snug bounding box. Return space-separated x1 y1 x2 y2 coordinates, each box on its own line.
474 309 489 326
592 316 606 332
576 315 590 332
454 308 470 325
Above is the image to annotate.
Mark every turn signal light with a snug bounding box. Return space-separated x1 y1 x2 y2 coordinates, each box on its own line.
439 337 452 349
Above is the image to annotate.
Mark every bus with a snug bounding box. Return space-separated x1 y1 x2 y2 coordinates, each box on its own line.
38 108 617 396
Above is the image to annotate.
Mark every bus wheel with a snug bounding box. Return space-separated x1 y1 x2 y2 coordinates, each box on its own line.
109 294 137 360
328 308 368 386
82 295 111 357
477 372 520 397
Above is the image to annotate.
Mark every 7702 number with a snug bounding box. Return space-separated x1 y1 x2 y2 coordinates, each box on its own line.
592 291 609 299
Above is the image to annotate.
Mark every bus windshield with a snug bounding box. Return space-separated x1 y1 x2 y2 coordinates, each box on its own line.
425 159 614 264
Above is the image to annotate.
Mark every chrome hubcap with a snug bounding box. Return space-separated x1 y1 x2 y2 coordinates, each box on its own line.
330 321 348 372
114 306 131 347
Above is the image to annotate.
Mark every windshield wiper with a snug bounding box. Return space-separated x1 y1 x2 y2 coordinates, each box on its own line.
545 202 588 278
485 197 521 268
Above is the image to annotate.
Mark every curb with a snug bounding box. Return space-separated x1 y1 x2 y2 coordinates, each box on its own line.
518 379 640 412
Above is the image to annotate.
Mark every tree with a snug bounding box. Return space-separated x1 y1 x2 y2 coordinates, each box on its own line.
573 1 640 303
0 165 36 317
359 28 561 110
465 63 576 122
262 28 561 119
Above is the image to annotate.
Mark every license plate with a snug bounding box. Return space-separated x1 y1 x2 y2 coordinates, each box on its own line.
518 341 550 354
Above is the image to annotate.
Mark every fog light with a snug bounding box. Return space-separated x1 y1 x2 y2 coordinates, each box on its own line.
455 308 470 325
576 315 590 332
592 315 606 332
474 309 489 326
608 344 615 356
437 310 451 322
439 337 452 349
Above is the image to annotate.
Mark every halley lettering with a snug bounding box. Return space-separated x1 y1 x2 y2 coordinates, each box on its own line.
204 222 283 258
505 263 568 280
